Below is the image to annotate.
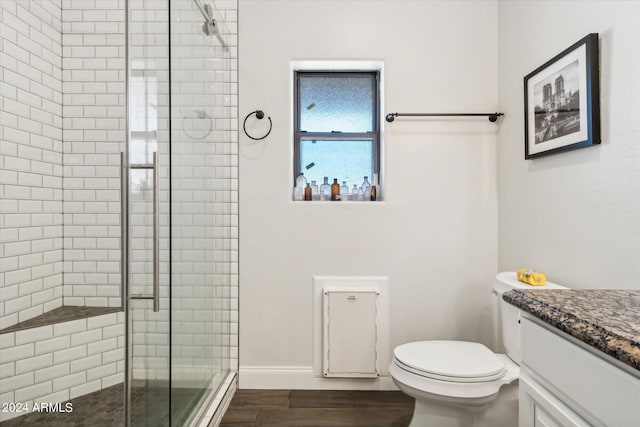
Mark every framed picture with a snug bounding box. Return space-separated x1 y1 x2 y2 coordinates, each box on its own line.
524 33 600 159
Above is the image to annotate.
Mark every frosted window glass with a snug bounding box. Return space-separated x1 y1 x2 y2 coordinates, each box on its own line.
300 139 373 187
299 75 374 132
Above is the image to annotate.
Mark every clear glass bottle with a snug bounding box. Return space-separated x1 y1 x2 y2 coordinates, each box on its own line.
341 181 348 196
351 184 359 201
310 180 319 200
361 176 371 194
319 177 330 200
296 173 307 188
293 173 307 201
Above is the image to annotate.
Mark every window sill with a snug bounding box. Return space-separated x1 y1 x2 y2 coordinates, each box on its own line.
291 199 384 203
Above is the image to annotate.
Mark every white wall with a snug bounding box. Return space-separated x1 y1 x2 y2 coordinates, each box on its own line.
0 0 125 329
497 1 640 290
1 0 64 330
62 0 125 307
239 0 500 388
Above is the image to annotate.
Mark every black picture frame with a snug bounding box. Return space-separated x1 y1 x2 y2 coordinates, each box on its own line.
524 33 600 159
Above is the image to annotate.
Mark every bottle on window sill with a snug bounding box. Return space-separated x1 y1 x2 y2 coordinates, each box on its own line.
361 176 371 195
319 177 330 201
351 185 359 201
304 183 312 201
370 173 378 201
331 178 340 201
341 181 348 196
293 173 307 201
296 173 307 187
310 180 319 200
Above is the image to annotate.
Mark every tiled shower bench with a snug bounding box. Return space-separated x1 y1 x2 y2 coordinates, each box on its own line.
0 306 125 422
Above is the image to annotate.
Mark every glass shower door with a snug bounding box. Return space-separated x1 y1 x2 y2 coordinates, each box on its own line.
126 0 171 425
169 0 232 425
126 0 232 425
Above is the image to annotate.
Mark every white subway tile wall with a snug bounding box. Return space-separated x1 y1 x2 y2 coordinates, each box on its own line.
215 0 239 374
0 0 65 330
0 0 237 408
128 0 239 381
127 0 171 382
0 312 125 422
61 0 125 308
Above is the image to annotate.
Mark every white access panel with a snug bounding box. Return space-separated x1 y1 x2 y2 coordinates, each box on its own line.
323 288 379 378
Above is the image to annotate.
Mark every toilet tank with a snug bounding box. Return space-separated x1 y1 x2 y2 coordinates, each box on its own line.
494 272 566 364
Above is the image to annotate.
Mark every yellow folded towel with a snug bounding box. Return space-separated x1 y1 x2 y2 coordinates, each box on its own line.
517 269 547 286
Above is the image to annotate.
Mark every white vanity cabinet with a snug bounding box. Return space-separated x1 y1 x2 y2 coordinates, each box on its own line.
519 315 640 427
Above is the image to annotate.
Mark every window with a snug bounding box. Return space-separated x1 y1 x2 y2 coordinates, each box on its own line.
129 69 158 193
294 70 381 200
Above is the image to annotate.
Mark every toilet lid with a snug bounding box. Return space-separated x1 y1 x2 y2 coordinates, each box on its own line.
394 341 505 382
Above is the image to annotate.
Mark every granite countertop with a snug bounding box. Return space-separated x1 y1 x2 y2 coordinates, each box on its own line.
503 289 640 371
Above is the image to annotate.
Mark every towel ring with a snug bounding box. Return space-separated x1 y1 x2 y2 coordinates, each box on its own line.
243 110 272 141
181 110 213 140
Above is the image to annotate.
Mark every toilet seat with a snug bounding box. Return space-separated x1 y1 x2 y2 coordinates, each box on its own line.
393 340 506 383
390 340 520 400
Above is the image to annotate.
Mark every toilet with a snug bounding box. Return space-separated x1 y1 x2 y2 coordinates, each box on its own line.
389 272 566 427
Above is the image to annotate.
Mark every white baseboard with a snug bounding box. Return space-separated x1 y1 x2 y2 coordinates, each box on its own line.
239 366 398 390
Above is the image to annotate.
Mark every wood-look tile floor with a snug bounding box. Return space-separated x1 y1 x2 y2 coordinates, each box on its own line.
219 390 415 427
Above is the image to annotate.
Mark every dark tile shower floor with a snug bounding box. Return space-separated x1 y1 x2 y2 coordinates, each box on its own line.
0 382 204 427
0 384 128 427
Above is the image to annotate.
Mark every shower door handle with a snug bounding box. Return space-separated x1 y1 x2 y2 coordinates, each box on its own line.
152 151 160 312
130 152 160 312
120 152 126 309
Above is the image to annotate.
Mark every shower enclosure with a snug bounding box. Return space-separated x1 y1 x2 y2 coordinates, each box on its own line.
0 0 237 425
126 0 236 424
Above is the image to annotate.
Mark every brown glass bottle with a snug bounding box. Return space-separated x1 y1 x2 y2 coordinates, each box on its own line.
370 173 379 201
331 179 340 201
304 183 312 201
